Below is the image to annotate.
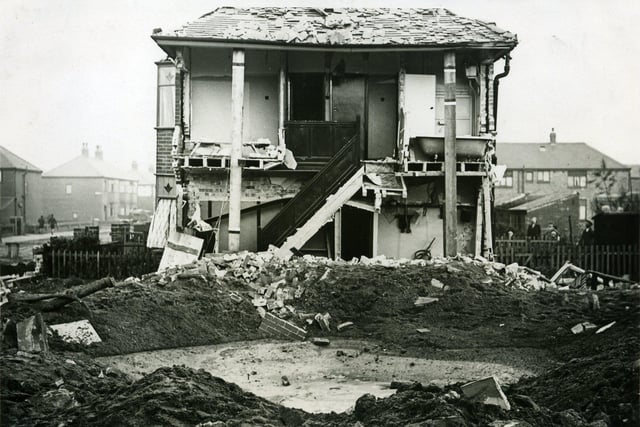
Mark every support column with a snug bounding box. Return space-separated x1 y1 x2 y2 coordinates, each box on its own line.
444 52 458 256
278 53 287 148
333 209 342 260
228 49 245 252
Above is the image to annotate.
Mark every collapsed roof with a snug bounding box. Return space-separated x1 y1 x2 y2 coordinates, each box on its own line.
152 7 517 51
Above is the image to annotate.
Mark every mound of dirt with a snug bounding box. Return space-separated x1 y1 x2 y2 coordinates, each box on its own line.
2 253 638 426
0 351 130 426
67 366 302 427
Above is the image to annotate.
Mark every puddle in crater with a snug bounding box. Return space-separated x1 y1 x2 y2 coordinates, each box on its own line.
97 339 533 413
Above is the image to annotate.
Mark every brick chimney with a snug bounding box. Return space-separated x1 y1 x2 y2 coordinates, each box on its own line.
549 128 557 144
95 145 103 160
81 142 89 157
131 160 138 171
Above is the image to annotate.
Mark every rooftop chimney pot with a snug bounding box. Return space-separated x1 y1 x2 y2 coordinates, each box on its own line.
95 145 104 160
550 128 557 144
81 143 89 157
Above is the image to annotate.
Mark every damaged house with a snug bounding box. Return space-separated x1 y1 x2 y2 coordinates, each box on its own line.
150 7 517 259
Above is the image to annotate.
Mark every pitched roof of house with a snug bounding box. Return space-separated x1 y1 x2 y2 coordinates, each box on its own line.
497 142 628 170
0 146 41 172
43 155 136 181
153 7 517 49
496 191 578 212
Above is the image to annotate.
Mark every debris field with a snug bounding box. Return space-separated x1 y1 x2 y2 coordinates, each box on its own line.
1 251 638 426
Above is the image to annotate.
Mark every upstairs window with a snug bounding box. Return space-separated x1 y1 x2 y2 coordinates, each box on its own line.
65 184 72 194
496 171 513 187
537 170 550 183
568 171 587 188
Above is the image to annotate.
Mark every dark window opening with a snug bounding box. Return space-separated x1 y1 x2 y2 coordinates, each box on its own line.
290 73 324 120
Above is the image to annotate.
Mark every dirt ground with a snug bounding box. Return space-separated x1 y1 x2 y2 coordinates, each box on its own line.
1 256 638 426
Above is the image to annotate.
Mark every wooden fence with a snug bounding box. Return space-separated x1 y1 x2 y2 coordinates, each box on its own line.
46 248 162 279
494 240 639 280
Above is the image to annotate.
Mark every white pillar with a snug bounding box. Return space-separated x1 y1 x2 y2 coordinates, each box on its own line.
228 49 245 252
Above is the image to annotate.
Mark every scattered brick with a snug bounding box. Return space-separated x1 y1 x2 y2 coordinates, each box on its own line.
258 312 306 341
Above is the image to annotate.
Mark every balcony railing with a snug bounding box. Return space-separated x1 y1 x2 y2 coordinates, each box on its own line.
284 120 359 164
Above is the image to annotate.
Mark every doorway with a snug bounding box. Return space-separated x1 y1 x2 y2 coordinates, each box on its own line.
332 75 366 156
340 206 373 260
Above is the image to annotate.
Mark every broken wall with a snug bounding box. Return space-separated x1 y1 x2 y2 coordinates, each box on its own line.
187 172 307 203
190 48 279 144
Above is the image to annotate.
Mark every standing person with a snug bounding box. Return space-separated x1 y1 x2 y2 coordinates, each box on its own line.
48 214 57 235
579 220 595 245
526 217 541 240
547 224 561 242
37 215 45 233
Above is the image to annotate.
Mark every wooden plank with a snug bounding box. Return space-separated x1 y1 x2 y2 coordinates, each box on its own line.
372 211 379 258
482 179 493 258
334 208 342 260
158 232 204 272
277 168 364 260
475 187 483 257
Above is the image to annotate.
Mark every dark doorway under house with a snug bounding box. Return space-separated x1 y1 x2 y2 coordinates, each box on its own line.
341 205 373 260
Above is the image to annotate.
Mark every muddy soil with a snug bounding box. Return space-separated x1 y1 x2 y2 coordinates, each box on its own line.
98 339 536 413
2 259 639 426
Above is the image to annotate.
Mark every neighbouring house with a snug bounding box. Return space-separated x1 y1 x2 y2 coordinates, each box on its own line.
495 192 580 241
130 161 156 212
495 132 631 223
150 7 517 259
42 144 138 224
630 165 640 194
0 146 43 235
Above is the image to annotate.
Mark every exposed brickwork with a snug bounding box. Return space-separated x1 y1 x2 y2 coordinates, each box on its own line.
258 312 307 340
187 175 307 202
156 128 174 176
175 70 183 127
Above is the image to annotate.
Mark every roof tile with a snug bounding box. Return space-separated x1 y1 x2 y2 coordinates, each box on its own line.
154 7 517 48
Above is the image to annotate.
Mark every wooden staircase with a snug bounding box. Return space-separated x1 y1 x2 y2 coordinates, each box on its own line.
259 133 362 259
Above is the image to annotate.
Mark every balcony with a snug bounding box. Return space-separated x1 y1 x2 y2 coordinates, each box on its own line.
285 120 359 168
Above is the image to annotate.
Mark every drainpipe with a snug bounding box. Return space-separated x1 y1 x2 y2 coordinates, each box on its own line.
492 54 511 132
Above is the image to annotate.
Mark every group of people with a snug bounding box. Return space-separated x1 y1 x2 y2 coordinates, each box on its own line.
37 214 57 234
524 216 594 245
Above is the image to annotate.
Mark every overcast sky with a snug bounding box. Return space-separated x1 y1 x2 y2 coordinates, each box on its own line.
2 0 639 171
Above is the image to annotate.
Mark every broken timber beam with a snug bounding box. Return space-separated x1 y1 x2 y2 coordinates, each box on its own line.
10 277 116 312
